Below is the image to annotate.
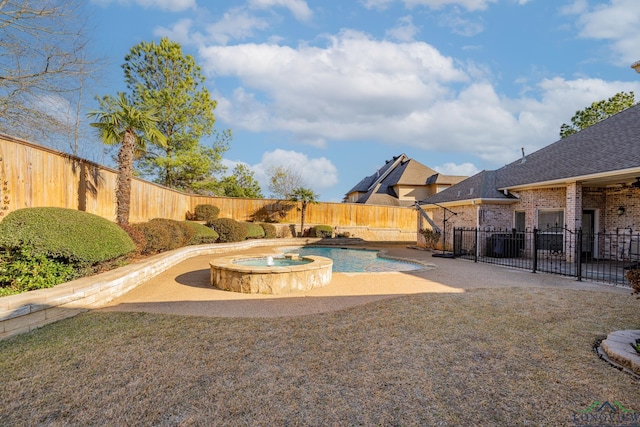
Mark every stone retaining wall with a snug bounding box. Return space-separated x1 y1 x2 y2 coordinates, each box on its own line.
0 238 322 341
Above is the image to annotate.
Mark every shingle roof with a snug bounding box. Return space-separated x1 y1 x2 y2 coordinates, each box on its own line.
420 170 514 204
344 154 407 195
347 155 439 206
391 159 438 185
421 102 640 205
496 102 640 188
426 173 467 185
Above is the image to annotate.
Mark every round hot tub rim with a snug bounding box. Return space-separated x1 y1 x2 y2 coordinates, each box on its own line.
210 254 332 274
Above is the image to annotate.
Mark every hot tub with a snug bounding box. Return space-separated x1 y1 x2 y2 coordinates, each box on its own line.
209 254 333 294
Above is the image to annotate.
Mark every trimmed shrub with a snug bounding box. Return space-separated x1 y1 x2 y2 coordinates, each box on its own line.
311 225 333 238
208 218 248 243
277 226 294 239
131 222 171 254
119 223 147 255
0 207 135 264
131 219 194 254
149 218 194 250
183 221 219 245
260 223 277 239
0 247 78 296
243 222 265 239
193 204 220 222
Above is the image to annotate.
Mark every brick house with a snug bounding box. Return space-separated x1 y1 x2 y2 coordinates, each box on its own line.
417 103 640 264
344 154 466 206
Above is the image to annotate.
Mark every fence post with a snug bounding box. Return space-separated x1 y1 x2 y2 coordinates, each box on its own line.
576 229 582 281
453 228 457 255
474 228 478 263
533 228 538 273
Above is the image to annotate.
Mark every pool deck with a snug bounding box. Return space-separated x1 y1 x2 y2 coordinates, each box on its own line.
99 243 631 319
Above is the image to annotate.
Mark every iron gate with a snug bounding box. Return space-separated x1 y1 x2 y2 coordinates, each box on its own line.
452 227 639 285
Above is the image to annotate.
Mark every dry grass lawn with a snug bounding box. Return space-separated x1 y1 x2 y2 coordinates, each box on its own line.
1 287 638 426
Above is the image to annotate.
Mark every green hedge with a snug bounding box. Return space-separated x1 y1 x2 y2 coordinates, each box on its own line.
183 221 219 245
193 204 220 223
0 207 135 264
130 219 194 254
312 225 333 238
243 222 265 239
131 222 171 255
208 218 248 243
260 223 277 239
119 223 147 255
0 247 78 296
150 218 193 249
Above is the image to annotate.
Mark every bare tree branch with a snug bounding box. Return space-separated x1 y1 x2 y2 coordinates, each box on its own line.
0 0 102 149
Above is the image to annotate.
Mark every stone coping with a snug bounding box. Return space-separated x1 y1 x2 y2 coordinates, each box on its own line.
599 330 640 378
210 254 332 274
210 254 334 294
0 238 323 340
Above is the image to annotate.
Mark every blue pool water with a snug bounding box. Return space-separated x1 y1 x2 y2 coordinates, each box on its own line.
234 257 311 267
280 247 422 273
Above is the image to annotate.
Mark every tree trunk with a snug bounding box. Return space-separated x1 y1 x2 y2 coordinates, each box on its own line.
300 201 307 237
116 130 136 225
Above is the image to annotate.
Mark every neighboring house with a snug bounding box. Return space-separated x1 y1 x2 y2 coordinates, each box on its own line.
417 102 640 263
344 154 466 206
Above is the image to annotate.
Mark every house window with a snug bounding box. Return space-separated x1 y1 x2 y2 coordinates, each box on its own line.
537 209 564 252
514 211 525 232
537 210 564 230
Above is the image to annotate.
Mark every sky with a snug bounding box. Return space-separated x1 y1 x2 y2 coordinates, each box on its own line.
85 0 640 202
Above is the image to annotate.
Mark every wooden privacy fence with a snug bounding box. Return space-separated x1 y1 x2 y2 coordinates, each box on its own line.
0 134 417 231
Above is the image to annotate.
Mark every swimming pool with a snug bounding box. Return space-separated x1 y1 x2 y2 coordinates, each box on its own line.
279 246 423 273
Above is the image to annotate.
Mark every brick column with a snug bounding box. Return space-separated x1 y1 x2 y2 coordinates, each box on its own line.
565 182 582 262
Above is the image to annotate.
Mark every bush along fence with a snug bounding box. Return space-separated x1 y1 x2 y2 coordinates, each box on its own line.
452 227 640 286
0 134 417 237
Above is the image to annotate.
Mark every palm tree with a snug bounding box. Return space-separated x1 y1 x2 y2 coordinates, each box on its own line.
88 93 166 225
288 187 318 236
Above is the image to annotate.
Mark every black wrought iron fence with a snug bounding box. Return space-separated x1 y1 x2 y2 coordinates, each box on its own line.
453 227 639 286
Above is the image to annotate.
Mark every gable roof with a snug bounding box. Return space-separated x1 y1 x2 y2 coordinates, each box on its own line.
426 173 467 185
383 157 438 186
345 154 408 195
420 102 640 205
345 154 441 205
496 102 640 189
420 170 515 204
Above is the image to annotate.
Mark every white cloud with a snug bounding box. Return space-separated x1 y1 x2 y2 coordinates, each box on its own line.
249 149 339 196
199 27 640 172
220 158 242 175
362 0 497 11
154 18 198 46
91 0 196 12
200 30 468 138
249 0 313 21
568 0 640 65
205 8 270 45
36 94 74 125
154 10 271 46
434 162 479 176
360 0 395 10
386 15 420 42
438 10 485 36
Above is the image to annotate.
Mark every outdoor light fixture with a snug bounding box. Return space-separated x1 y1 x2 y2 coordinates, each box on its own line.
617 206 625 216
